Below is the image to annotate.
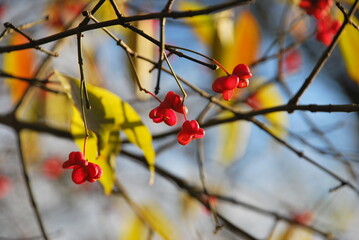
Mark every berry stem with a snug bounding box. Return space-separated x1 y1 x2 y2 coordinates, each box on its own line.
83 135 89 158
212 59 230 75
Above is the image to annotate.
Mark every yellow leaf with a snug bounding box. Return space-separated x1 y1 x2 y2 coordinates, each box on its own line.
120 214 148 240
71 105 118 194
178 1 215 46
274 226 313 240
120 204 180 240
338 16 359 84
57 72 156 192
231 11 260 67
247 81 288 137
127 20 156 100
3 34 34 102
219 110 252 165
213 10 260 76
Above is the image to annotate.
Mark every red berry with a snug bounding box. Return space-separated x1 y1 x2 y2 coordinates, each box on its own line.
299 0 333 19
42 157 64 179
212 75 239 101
232 64 252 80
149 91 187 126
149 107 177 126
177 120 205 145
64 151 103 184
316 16 341 46
0 175 12 199
237 79 249 89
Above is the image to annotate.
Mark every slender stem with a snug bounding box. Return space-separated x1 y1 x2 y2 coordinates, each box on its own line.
163 53 187 101
16 131 48 240
77 32 90 139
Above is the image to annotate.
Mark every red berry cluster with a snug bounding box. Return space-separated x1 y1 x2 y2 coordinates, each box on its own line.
299 0 333 19
149 91 188 126
149 91 205 145
0 175 12 199
63 152 103 184
212 64 252 101
299 0 341 46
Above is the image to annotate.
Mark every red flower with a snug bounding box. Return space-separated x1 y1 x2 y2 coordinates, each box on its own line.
316 16 341 46
212 75 239 101
149 91 187 126
299 0 333 19
0 175 12 199
63 152 103 184
177 120 205 145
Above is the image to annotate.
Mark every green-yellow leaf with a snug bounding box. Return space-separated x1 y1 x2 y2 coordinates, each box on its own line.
120 204 180 240
248 80 288 137
338 16 359 84
219 110 252 166
178 1 215 46
57 72 156 193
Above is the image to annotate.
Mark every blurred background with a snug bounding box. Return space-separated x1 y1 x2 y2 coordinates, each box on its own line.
0 0 358 239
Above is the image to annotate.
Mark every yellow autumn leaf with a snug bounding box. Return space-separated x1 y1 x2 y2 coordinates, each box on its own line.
231 11 260 67
127 20 156 100
219 110 252 165
3 34 34 103
215 11 260 164
178 1 215 46
120 204 180 240
57 72 156 193
338 15 359 84
270 226 313 240
248 80 288 137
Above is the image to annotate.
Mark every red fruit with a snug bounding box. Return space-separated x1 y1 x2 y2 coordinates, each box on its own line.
237 79 249 88
212 75 239 101
149 107 177 126
316 16 341 46
299 0 333 19
64 151 103 184
63 151 87 169
232 64 252 80
71 162 103 184
42 158 64 179
283 49 302 74
0 175 12 199
161 91 188 114
177 120 205 145
149 91 188 126
293 211 314 225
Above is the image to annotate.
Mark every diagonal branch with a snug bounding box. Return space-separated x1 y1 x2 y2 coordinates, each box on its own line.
287 0 359 106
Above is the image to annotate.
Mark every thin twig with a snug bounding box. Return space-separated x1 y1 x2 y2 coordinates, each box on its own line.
154 0 175 94
336 1 359 31
3 22 58 57
15 131 49 240
0 15 49 42
120 149 259 240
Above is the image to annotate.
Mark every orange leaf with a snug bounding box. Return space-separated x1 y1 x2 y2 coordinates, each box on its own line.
231 10 260 67
3 34 34 102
